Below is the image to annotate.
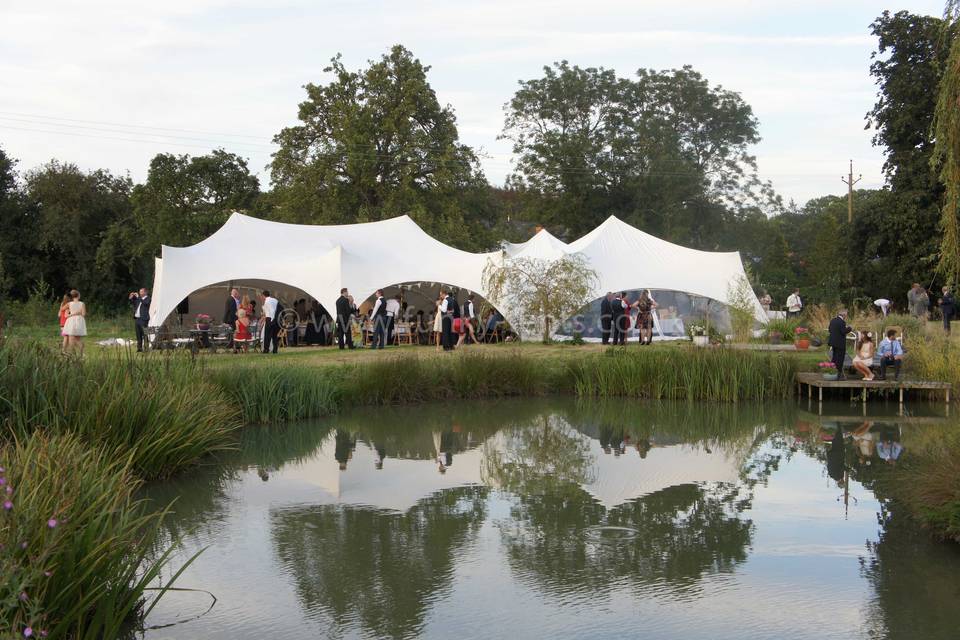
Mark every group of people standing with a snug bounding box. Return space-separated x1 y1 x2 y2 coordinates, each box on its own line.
57 289 88 354
827 309 904 381
599 290 657 346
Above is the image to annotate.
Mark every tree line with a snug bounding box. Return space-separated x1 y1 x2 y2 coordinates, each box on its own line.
0 9 956 315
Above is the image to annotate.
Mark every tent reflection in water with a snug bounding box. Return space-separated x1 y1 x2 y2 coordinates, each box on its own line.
147 213 766 341
269 421 746 513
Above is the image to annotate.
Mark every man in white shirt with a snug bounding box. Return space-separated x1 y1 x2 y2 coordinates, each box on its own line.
786 288 803 317
874 298 891 317
385 294 401 346
261 290 279 354
369 290 388 349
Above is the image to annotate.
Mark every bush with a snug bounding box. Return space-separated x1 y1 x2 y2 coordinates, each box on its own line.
0 433 186 638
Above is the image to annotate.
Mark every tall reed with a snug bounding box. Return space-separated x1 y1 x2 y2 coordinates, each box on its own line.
0 343 240 480
209 364 343 423
0 433 191 639
568 347 797 402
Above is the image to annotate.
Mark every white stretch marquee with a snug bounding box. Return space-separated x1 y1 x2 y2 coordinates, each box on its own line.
148 213 766 338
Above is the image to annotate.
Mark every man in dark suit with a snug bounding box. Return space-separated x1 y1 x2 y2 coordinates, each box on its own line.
600 292 613 345
335 287 356 349
223 288 241 326
828 309 853 379
611 292 627 345
128 288 151 352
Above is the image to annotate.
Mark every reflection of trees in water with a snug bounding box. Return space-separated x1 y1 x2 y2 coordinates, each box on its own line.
860 502 960 639
496 481 753 599
270 486 488 640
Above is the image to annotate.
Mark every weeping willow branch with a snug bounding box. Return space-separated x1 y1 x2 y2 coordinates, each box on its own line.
933 3 960 285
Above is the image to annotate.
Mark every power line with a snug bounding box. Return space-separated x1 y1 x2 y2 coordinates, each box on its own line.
0 110 272 140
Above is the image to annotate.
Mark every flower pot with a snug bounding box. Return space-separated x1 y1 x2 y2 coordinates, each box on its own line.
692 335 709 347
794 339 810 351
821 373 838 381
196 323 210 331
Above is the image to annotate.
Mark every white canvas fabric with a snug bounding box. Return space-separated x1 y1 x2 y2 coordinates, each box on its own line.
148 212 766 337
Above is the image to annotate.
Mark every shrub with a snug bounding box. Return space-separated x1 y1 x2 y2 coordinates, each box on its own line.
0 433 188 638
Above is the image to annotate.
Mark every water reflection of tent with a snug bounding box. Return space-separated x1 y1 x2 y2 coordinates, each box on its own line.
581 442 742 509
278 431 743 513
280 432 484 513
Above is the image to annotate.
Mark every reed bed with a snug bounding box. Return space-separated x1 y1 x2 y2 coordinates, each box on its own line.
209 365 343 423
0 343 241 480
338 350 558 405
0 433 188 639
568 347 797 402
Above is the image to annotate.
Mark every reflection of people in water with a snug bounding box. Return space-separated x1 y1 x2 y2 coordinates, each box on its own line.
257 467 270 482
598 424 625 455
372 441 387 470
877 426 904 465
433 431 453 473
826 427 846 486
851 421 876 466
334 429 356 471
635 439 651 459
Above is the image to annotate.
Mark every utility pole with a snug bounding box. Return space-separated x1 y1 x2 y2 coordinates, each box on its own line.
841 159 862 224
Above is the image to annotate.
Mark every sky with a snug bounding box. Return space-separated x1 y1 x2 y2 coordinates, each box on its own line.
0 0 947 207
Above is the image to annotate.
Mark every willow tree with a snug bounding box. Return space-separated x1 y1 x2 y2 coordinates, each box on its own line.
934 2 960 284
483 254 597 343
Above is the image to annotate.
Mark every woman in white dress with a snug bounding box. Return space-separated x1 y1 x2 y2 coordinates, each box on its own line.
433 291 444 352
851 332 875 381
62 289 87 355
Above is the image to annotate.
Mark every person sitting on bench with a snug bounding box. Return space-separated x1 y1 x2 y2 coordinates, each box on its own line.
876 329 904 380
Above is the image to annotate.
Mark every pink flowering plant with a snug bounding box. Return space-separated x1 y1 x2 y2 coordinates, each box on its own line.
818 361 837 373
794 327 809 340
1 434 183 638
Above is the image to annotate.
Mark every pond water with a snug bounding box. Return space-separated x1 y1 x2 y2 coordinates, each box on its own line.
139 399 960 640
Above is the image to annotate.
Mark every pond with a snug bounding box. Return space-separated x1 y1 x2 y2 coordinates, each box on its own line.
139 399 960 640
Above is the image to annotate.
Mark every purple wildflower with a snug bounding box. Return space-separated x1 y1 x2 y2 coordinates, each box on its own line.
0 477 6 485
0 466 5 473
4 486 10 495
3 500 12 511
20 541 27 549
46 518 57 529
44 570 52 577
23 628 32 638
19 592 27 601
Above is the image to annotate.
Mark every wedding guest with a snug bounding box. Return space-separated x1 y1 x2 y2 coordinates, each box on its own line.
600 292 613 345
759 290 772 312
633 289 655 345
261 290 280 354
939 286 955 335
611 292 627 345
58 293 70 353
873 297 891 317
907 283 928 319
386 293 401 345
440 290 459 351
128 287 151 352
876 329 904 380
369 290 388 349
851 332 876 381
223 287 241 326
335 288 356 349
62 289 87 355
234 308 252 353
458 294 478 347
827 309 852 380
434 291 444 351
786 288 803 318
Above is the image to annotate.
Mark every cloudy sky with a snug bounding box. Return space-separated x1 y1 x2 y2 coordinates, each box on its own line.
0 0 946 206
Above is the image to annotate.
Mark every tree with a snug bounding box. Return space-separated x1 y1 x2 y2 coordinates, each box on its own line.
933 2 960 285
501 62 776 240
0 146 28 300
483 254 598 343
270 45 493 249
130 149 260 252
24 161 133 304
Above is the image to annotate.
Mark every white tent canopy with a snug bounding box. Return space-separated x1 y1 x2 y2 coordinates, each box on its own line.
149 213 765 337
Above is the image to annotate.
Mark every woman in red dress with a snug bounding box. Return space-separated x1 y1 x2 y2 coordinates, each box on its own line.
234 308 252 352
57 293 71 353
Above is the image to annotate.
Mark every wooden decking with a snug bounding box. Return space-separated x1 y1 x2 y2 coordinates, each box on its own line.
796 372 951 413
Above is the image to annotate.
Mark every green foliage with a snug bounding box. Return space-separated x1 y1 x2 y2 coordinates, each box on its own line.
502 61 778 240
933 6 960 285
270 45 496 250
209 365 343 424
726 274 757 343
0 343 240 480
568 347 797 402
483 254 598 343
0 433 188 638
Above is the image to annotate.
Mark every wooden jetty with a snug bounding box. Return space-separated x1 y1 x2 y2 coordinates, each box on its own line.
796 372 951 415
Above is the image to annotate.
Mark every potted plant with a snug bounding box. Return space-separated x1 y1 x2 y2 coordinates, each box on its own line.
794 326 810 350
690 324 709 347
195 313 212 331
768 330 782 345
818 361 838 381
